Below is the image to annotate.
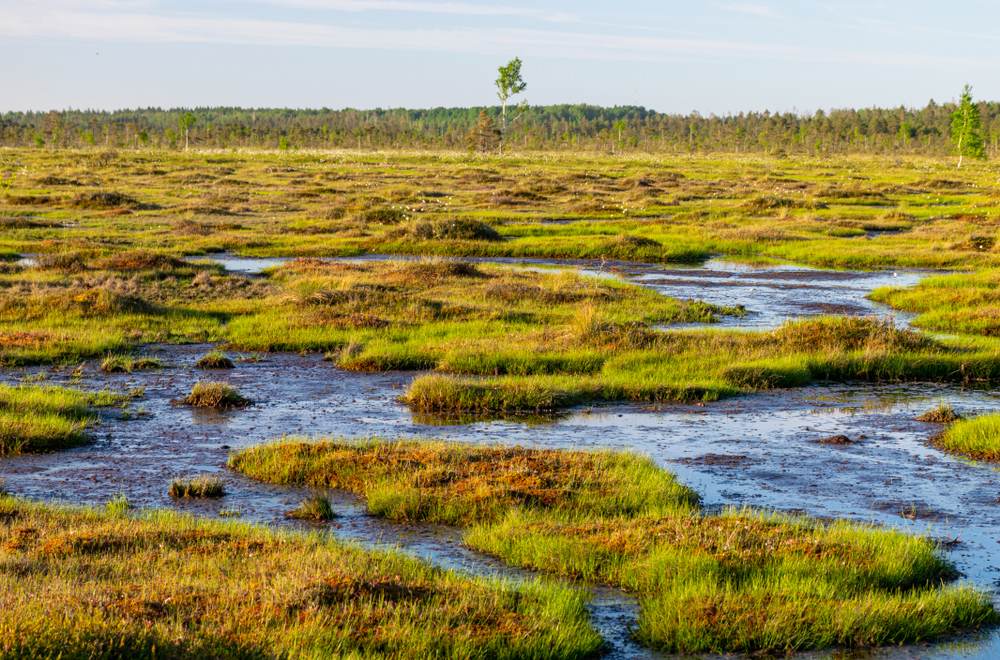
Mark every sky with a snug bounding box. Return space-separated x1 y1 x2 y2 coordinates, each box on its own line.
2 1 999 114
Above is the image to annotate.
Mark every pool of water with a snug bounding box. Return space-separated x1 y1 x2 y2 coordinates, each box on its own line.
3 345 1000 659
189 252 931 331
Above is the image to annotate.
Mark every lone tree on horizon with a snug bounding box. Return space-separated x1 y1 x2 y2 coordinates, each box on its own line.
951 84 986 168
495 57 526 156
178 112 196 151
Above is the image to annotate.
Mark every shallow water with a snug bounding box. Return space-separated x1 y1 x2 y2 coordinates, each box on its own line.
191 252 930 331
3 252 993 659
4 345 1000 659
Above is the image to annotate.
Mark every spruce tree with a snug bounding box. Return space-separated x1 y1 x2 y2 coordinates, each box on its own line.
951 84 986 168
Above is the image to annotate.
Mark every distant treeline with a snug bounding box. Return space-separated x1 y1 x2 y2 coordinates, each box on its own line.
3 101 1000 156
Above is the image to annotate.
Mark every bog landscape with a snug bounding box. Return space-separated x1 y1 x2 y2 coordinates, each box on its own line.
5 99 1000 659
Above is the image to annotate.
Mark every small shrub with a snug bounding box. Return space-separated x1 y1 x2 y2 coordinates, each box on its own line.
289 492 337 520
361 207 405 225
169 475 226 498
397 217 502 241
196 352 235 370
71 191 138 209
96 249 185 271
34 251 89 272
181 381 251 408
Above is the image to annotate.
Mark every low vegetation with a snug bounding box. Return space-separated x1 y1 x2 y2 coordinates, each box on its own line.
0 496 602 659
934 413 1000 460
0 383 129 455
181 381 252 408
100 353 163 373
917 404 963 423
195 351 235 369
168 475 227 498
230 438 697 526
230 437 997 655
289 492 337 521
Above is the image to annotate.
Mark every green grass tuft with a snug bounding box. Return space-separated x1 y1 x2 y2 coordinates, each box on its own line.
935 413 1000 460
168 475 227 498
181 381 251 408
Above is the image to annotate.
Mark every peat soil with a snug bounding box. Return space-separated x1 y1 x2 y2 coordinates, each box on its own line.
193 253 927 331
3 349 1000 659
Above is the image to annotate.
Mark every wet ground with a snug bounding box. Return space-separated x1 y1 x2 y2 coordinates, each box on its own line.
4 347 1000 659
192 252 929 331
4 253 997 659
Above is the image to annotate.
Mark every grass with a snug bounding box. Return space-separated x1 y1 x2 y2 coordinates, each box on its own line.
100 353 163 373
289 492 337 520
0 495 603 659
0 383 131 455
229 437 698 526
230 436 998 654
401 316 1000 412
917 404 963 423
934 413 1000 460
181 381 252 408
196 351 235 369
168 475 227 498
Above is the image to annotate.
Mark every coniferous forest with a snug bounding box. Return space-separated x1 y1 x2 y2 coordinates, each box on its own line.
5 100 1000 155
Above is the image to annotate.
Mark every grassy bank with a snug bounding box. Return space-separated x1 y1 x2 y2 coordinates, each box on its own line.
402 316 1000 412
0 383 131 454
871 269 1000 336
0 495 602 659
230 437 998 655
934 413 1000 460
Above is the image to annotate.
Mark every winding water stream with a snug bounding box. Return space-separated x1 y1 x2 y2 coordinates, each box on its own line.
4 253 997 659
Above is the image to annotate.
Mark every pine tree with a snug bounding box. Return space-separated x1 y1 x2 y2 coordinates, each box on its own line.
466 110 499 154
951 84 986 168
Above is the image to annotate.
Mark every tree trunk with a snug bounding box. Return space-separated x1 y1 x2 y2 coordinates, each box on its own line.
500 99 507 155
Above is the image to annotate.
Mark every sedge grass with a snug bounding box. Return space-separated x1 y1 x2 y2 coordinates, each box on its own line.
182 381 252 408
0 383 129 455
229 437 698 525
935 413 1000 460
168 475 227 498
0 495 602 660
231 436 998 654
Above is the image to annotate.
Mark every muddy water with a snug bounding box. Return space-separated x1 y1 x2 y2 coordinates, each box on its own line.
193 252 929 330
4 345 1000 659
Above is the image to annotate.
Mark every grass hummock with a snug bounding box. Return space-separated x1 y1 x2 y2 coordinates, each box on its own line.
195 351 235 370
230 436 999 655
917 404 963 423
168 475 227 498
181 381 252 408
289 492 337 520
0 495 601 659
934 413 1000 460
101 354 163 373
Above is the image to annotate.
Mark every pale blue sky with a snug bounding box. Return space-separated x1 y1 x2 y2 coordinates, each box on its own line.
2 1 997 113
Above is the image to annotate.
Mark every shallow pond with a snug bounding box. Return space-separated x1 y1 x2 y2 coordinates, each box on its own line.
3 344 1000 659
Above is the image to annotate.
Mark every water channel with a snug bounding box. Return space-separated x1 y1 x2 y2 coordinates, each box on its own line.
4 253 998 659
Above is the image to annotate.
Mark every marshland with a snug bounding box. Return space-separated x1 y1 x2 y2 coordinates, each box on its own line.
5 146 1000 659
